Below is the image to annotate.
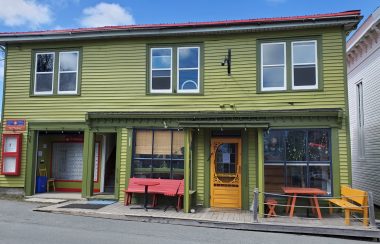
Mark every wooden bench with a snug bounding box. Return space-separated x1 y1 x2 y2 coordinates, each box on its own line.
124 178 149 206
328 185 368 226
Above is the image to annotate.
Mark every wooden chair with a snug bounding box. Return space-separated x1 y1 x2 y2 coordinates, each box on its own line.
39 163 55 192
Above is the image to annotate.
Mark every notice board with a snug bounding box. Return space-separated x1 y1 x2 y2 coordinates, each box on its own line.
52 142 99 181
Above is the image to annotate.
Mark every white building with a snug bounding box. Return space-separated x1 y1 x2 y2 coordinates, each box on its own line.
347 7 380 206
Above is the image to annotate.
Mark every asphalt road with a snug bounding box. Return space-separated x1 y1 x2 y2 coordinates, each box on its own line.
0 199 373 244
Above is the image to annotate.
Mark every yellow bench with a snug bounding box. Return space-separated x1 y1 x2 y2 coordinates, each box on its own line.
328 185 368 226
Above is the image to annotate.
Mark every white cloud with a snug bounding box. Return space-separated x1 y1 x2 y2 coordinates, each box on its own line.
0 0 52 28
80 2 135 27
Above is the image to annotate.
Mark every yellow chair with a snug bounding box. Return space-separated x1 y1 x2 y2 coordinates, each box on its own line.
39 163 55 192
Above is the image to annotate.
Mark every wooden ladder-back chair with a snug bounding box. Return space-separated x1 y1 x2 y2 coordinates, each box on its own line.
39 163 56 192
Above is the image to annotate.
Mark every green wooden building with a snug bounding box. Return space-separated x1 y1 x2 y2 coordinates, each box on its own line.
0 10 361 213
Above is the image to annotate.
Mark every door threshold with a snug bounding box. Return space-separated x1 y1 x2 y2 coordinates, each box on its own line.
88 194 117 200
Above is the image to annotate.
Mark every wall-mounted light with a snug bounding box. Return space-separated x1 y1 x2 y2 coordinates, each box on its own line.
221 49 231 76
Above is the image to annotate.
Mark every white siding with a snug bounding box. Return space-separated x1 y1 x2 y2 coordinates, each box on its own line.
348 41 380 206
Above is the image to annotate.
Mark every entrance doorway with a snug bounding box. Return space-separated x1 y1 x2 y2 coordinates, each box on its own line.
95 133 117 195
210 138 242 208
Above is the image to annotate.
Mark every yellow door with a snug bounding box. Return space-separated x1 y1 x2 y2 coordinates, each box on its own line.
210 138 241 208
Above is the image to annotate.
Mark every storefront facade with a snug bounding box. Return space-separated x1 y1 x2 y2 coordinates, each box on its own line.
0 11 361 213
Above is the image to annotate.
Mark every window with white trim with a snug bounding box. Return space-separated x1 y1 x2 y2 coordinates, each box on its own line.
34 52 55 95
149 46 201 94
178 47 200 93
58 51 79 94
292 41 318 89
33 49 80 96
259 39 319 92
261 42 286 91
150 48 172 93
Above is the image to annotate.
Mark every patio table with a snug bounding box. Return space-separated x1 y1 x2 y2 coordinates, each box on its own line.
131 180 160 211
282 187 327 219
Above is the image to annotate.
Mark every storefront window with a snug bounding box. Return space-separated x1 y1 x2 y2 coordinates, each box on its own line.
264 128 332 194
132 129 184 179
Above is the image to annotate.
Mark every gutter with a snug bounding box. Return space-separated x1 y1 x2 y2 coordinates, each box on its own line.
0 18 360 44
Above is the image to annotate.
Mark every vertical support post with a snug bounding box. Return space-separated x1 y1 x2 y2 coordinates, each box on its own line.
368 191 376 227
183 128 191 213
257 128 265 217
82 128 95 198
25 130 37 196
252 188 259 222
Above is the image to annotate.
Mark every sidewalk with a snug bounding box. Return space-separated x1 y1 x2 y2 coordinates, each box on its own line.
35 200 380 240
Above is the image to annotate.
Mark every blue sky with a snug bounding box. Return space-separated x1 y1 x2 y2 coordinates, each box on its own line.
0 0 379 112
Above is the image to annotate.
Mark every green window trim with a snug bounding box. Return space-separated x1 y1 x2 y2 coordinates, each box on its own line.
30 48 83 96
257 36 323 93
146 43 204 95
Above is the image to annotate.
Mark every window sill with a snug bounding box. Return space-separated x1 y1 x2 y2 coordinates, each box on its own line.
257 88 322 94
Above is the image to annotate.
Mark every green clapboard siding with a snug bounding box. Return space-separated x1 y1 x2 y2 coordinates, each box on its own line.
248 129 257 205
1 27 350 190
195 129 205 205
118 128 129 202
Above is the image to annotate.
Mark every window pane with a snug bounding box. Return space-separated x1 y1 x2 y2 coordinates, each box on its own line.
153 130 171 157
179 47 198 68
293 42 316 64
172 160 184 179
152 49 171 69
294 65 316 87
308 129 330 161
60 52 78 71
178 70 198 91
263 66 284 88
264 130 284 161
36 54 54 72
172 131 184 159
265 165 284 193
262 43 284 65
152 48 171 56
135 130 153 156
133 159 152 178
286 165 307 187
286 130 306 161
152 77 171 90
36 73 53 92
59 73 77 92
152 160 170 179
309 165 331 194
215 143 237 174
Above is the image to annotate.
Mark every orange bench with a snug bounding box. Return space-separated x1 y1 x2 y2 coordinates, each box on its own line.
328 185 368 226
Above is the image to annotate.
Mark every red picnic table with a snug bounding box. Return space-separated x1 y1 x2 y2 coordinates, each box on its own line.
282 187 327 219
135 180 160 211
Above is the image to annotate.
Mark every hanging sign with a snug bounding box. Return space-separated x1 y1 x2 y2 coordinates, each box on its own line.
5 119 26 131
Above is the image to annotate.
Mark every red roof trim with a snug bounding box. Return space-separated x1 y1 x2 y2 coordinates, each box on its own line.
0 10 361 36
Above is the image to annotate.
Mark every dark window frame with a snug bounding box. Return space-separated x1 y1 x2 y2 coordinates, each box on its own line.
131 129 184 179
264 128 333 195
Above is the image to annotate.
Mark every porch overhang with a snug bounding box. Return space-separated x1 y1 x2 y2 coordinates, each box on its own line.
85 108 343 129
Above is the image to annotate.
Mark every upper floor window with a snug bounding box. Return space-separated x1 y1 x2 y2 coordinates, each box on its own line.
259 39 319 92
33 49 81 96
149 45 201 94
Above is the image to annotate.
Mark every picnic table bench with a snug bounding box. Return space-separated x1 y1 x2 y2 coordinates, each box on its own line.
124 178 184 211
328 185 368 226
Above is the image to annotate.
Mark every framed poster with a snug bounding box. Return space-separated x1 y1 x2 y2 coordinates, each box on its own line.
52 142 99 181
